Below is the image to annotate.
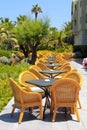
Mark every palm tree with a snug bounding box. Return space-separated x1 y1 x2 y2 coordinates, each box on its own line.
62 22 74 44
31 4 42 21
17 15 27 25
0 18 17 49
63 22 72 36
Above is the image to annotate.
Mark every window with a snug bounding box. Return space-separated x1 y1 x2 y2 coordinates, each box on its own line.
74 19 77 26
85 14 87 23
71 21 73 29
80 1 82 7
85 0 87 5
80 17 82 24
71 3 73 15
75 4 77 10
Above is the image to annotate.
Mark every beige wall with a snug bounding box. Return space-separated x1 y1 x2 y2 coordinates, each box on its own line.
72 0 87 45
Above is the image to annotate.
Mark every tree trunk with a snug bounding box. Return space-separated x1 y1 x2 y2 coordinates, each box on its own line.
20 44 29 57
31 46 37 65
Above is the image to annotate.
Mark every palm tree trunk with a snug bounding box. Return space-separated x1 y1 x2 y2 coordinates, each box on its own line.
35 13 38 21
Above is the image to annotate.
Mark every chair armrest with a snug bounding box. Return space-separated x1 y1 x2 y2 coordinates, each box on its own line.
22 86 32 92
21 90 42 102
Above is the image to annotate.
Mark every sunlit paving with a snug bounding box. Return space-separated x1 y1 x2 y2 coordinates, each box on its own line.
0 58 87 130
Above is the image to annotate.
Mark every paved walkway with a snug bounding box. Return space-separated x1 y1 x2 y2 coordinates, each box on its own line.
0 60 87 130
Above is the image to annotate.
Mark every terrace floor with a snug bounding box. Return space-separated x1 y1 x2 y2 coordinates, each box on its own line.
0 60 87 130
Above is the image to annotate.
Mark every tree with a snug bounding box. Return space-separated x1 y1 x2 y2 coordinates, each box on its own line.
17 15 27 25
31 4 42 21
62 21 74 44
0 18 17 50
15 17 50 64
46 27 59 49
49 28 64 48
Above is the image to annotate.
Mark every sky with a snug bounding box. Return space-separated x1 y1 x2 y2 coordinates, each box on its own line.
0 0 72 30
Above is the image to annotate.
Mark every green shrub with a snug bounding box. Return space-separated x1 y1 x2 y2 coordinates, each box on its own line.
0 50 12 57
0 62 30 112
38 43 73 53
56 43 73 53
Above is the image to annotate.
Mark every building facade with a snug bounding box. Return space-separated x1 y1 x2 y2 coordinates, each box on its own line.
71 0 87 45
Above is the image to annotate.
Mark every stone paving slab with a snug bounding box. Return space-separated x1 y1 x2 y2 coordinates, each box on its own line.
0 60 87 130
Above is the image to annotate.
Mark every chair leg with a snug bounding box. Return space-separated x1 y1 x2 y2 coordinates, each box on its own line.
52 107 57 122
18 108 24 124
78 97 82 109
70 107 75 114
40 105 43 120
11 104 16 117
50 101 53 114
74 106 80 122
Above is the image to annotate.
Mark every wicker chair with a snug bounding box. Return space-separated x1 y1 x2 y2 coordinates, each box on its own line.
56 62 70 69
60 65 72 71
63 71 83 108
29 68 47 79
63 71 82 86
9 78 43 124
50 78 80 122
35 62 50 70
30 65 42 71
54 65 72 78
19 71 44 94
